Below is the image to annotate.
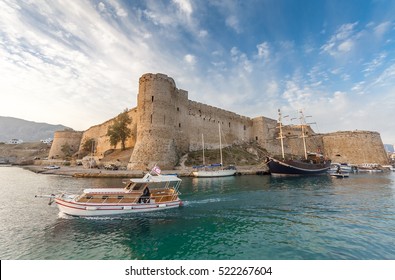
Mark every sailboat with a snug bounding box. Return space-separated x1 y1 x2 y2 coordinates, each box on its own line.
192 123 237 177
266 109 331 176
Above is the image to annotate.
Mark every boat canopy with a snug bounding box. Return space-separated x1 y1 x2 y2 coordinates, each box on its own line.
130 173 181 183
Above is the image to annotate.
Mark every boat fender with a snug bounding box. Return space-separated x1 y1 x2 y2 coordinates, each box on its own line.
123 206 133 210
158 204 166 208
86 206 98 211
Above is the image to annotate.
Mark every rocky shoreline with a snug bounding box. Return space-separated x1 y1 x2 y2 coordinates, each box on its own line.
22 165 269 178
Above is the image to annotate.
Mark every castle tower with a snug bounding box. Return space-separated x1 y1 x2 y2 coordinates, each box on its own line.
48 130 83 159
127 73 184 170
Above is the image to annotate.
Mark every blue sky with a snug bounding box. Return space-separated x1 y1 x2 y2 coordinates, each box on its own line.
1 0 395 144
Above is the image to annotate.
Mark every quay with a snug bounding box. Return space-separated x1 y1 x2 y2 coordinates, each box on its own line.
22 165 269 178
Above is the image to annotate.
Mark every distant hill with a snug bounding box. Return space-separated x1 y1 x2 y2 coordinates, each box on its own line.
0 116 72 142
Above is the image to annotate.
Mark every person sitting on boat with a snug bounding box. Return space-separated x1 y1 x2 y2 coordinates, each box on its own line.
139 187 151 203
336 165 342 174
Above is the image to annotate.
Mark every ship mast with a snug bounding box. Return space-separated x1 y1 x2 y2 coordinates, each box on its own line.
299 110 308 160
202 133 205 166
277 109 286 160
219 122 223 166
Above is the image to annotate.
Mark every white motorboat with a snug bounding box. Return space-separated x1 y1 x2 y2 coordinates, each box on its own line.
357 163 383 173
330 172 350 178
36 167 182 217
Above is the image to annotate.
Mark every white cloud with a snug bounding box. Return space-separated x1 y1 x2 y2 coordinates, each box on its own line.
184 54 196 65
337 39 353 52
363 52 387 76
256 42 270 61
321 22 358 56
374 21 391 37
198 29 208 38
225 15 241 33
173 0 193 17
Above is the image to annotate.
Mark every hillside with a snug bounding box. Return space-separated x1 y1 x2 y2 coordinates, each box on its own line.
0 142 51 164
184 142 270 167
0 116 71 142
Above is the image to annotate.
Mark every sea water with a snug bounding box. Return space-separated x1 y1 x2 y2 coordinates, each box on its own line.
0 166 395 260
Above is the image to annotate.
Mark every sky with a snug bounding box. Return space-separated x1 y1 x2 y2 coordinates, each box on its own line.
1 0 395 144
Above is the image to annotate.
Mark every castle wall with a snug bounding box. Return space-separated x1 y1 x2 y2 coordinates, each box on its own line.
252 116 278 153
128 73 270 169
79 108 138 158
185 100 253 151
48 130 83 159
322 131 389 165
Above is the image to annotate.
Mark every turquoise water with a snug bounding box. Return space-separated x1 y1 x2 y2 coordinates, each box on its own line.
1 167 395 260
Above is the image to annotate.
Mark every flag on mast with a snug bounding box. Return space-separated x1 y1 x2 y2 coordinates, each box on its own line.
152 165 161 175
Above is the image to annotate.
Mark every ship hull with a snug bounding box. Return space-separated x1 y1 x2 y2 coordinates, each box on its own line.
267 157 331 176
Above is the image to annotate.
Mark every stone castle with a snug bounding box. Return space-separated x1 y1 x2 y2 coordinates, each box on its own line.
49 73 389 169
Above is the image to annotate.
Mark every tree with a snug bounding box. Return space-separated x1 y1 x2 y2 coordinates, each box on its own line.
61 143 75 158
106 108 132 150
82 138 96 154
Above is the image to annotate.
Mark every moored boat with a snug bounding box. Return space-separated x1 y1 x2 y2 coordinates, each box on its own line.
36 166 182 217
267 154 331 176
330 172 350 178
357 163 383 173
329 164 350 178
266 109 331 176
192 123 236 177
192 164 236 177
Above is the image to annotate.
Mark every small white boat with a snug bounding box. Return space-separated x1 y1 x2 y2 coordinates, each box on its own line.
36 167 182 217
192 123 236 178
44 165 60 170
330 162 354 173
382 165 395 171
357 163 383 173
192 164 237 177
330 172 350 178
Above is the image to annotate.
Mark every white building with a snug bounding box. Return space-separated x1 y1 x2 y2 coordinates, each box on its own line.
7 139 23 144
40 138 53 144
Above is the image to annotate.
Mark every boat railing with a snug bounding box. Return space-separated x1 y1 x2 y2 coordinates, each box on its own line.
77 194 140 204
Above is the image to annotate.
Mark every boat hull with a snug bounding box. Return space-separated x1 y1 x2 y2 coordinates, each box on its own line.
267 157 330 176
55 198 182 217
192 169 236 178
